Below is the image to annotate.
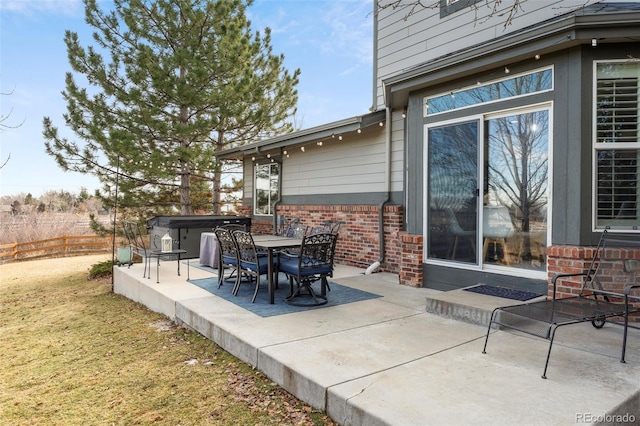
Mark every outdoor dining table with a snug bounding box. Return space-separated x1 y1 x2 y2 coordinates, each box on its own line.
252 235 302 304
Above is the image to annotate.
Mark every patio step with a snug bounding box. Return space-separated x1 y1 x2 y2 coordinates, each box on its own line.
425 288 546 327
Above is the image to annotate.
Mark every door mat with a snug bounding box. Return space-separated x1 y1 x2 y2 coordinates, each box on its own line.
463 284 543 301
188 275 382 317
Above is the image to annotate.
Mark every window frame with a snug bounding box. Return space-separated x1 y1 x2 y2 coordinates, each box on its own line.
253 161 281 217
424 66 554 117
440 0 482 18
592 59 640 232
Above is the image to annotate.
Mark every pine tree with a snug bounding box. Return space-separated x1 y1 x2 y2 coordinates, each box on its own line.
44 0 299 215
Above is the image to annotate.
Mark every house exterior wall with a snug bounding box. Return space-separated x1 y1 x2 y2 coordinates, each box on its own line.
379 0 640 293
239 122 406 274
228 1 640 294
280 126 389 196
374 0 638 110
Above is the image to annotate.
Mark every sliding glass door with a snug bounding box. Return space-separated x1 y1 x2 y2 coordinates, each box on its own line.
425 107 550 273
426 120 480 264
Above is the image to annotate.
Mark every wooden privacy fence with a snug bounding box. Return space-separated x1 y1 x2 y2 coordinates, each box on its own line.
0 235 113 262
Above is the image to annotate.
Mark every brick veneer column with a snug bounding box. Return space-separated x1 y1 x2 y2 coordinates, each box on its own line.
399 232 423 287
546 245 594 298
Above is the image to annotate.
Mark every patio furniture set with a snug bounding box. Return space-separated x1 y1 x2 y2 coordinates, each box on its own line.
123 218 341 307
122 220 189 283
214 219 341 306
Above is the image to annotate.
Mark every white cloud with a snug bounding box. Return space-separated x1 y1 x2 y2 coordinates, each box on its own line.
318 0 373 67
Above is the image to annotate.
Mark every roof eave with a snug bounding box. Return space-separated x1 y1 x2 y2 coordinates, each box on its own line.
216 109 386 160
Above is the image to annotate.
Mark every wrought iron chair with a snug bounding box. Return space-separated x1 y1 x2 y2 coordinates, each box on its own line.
123 220 155 279
233 230 279 303
279 233 338 307
123 220 186 283
323 220 344 234
213 227 240 289
284 224 307 239
277 216 300 236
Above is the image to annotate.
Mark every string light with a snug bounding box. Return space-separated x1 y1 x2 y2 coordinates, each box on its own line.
357 129 362 133
338 135 343 141
317 141 323 146
504 67 510 74
379 122 384 127
301 146 305 152
534 54 541 60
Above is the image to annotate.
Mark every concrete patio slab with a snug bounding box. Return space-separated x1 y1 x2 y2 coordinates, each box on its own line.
113 261 640 425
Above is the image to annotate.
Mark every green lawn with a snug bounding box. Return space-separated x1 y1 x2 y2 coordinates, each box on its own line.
0 258 335 425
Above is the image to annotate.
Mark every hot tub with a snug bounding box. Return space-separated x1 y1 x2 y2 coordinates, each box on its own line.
146 215 251 258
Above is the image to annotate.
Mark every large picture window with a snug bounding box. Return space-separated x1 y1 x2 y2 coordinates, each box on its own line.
254 162 280 216
594 61 640 230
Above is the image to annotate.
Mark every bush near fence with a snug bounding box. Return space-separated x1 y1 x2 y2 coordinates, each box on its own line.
0 235 113 262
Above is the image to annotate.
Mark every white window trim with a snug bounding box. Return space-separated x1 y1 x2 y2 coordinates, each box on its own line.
423 102 553 280
424 66 554 118
591 59 640 233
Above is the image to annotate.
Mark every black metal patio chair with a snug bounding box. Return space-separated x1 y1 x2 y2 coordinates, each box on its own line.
214 227 240 289
233 230 279 303
279 233 338 307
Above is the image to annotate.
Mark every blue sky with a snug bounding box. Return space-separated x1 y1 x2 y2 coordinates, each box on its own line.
0 0 373 197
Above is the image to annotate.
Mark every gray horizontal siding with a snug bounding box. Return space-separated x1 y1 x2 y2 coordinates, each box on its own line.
282 131 388 195
375 0 597 110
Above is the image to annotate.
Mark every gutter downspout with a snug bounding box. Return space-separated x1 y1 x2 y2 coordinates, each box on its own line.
272 158 283 234
366 106 391 274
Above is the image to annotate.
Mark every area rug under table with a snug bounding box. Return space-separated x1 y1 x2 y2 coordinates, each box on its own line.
188 274 382 317
463 284 543 301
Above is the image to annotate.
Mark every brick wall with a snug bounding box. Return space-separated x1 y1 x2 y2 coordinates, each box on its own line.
399 232 423 287
239 203 427 287
279 204 404 273
547 244 640 299
244 204 403 275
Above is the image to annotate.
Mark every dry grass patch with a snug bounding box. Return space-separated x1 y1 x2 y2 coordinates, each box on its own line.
0 257 336 425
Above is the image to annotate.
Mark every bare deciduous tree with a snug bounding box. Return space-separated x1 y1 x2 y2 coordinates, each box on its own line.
0 88 25 169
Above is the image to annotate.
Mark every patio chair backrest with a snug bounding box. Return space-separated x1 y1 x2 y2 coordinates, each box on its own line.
323 220 344 234
299 233 337 271
278 217 301 237
579 229 640 298
233 230 260 266
214 227 239 264
285 224 307 239
308 226 325 236
123 220 149 256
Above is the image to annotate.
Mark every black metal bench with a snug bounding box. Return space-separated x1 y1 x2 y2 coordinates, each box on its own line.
482 230 640 378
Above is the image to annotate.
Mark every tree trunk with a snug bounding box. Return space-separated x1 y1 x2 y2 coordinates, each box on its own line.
211 132 224 215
